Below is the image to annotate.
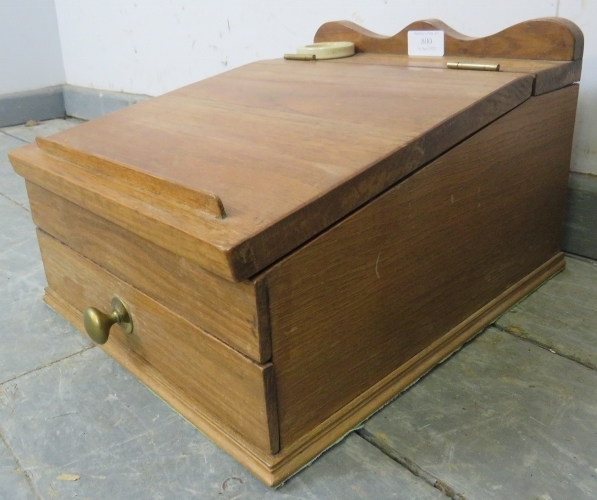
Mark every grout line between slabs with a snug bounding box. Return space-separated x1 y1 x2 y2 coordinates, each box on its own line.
0 129 30 144
0 191 30 212
357 428 466 500
493 323 597 372
0 425 42 500
563 252 597 265
0 345 96 387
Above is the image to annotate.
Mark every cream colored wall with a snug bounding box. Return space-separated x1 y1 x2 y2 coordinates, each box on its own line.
559 0 597 174
52 1 560 96
0 0 65 94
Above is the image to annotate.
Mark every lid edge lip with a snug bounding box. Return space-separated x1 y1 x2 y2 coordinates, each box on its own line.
35 135 228 220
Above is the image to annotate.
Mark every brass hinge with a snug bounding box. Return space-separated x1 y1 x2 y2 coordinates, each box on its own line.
447 62 500 71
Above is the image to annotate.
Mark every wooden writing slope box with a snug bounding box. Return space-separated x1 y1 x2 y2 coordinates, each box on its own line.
9 18 583 486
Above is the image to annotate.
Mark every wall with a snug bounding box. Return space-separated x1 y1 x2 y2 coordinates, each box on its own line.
559 0 597 174
0 0 65 95
50 0 597 174
53 0 561 95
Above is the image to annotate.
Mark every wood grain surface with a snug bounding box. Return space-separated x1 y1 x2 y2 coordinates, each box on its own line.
324 53 582 96
315 17 584 61
261 253 564 486
43 289 283 486
38 230 279 454
28 183 271 362
9 60 533 281
264 85 578 448
42 248 566 487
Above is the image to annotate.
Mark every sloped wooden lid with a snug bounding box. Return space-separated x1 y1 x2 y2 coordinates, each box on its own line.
11 58 533 281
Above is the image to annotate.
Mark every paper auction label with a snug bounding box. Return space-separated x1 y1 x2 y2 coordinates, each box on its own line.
407 30 445 56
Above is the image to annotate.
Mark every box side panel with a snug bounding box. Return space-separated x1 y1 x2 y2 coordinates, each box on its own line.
266 85 578 448
27 184 271 363
38 230 279 454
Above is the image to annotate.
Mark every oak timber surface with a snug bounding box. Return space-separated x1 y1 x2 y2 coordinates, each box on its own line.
265 86 578 447
10 61 533 280
260 253 564 486
38 231 279 454
314 18 584 61
27 183 270 362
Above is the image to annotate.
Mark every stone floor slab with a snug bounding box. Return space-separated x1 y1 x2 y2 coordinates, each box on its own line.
0 192 92 384
0 347 443 500
0 131 29 209
0 131 26 153
0 166 29 210
497 256 597 369
1 118 84 143
0 433 37 500
0 194 41 269
363 327 597 500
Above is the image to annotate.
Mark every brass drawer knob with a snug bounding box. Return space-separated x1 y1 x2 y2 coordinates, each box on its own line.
83 297 133 344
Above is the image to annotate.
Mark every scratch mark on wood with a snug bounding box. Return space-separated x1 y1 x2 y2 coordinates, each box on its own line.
375 252 381 279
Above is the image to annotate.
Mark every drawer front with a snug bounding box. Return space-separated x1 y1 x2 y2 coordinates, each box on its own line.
38 230 279 454
28 183 271 363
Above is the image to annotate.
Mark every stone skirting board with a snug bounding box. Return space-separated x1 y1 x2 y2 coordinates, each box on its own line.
0 86 65 127
63 85 150 121
0 85 150 127
0 85 595 260
563 172 597 261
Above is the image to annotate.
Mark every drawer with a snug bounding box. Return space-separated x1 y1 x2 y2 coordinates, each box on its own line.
28 183 271 363
37 229 279 454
